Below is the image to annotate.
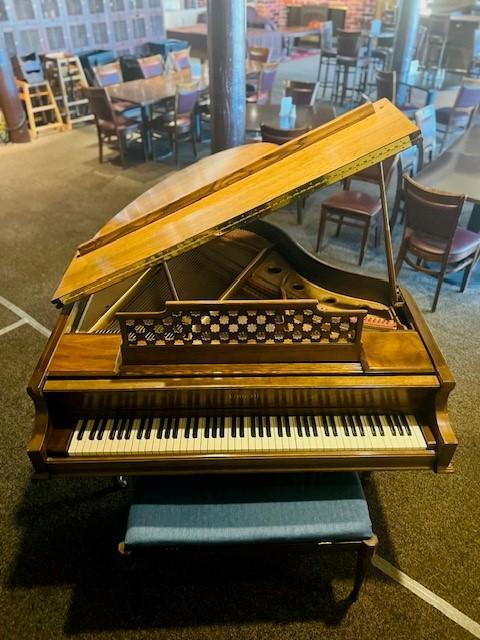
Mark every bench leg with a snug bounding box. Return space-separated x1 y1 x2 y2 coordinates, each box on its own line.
351 534 378 600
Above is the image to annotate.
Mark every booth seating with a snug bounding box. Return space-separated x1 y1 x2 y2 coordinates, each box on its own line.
120 472 378 602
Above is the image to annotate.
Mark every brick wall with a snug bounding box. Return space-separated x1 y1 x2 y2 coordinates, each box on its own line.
255 0 377 31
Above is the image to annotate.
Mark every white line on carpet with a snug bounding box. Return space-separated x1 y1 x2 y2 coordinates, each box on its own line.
0 318 28 336
373 555 480 638
0 295 50 337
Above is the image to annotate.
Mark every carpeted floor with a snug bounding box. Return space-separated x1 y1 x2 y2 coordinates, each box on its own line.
1 59 479 639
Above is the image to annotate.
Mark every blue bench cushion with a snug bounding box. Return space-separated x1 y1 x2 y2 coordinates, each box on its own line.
124 473 372 548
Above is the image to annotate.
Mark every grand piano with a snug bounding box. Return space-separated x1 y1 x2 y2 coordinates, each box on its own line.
27 100 457 478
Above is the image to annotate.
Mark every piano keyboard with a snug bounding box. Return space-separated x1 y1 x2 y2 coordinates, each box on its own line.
67 414 427 457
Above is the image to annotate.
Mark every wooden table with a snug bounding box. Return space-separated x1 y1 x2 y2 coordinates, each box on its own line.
246 103 335 133
416 124 480 232
107 71 207 157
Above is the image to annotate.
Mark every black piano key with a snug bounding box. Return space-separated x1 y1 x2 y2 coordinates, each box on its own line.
285 417 291 438
109 419 118 440
172 418 179 439
277 416 283 438
145 418 153 439
308 416 318 437
301 416 310 437
296 416 303 438
330 416 338 437
353 415 364 437
117 418 126 440
373 415 384 437
210 417 218 439
97 419 106 440
347 415 357 437
89 419 99 440
137 418 146 440
250 417 256 438
386 414 396 436
77 419 87 441
340 415 349 436
264 416 271 438
231 417 237 438
219 417 225 439
399 414 411 436
124 419 133 440
162 417 171 439
324 415 332 437
367 415 377 437
392 414 404 436
184 417 191 439
239 417 245 438
192 417 199 439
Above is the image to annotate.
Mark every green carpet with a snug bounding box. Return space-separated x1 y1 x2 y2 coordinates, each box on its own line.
1 112 479 640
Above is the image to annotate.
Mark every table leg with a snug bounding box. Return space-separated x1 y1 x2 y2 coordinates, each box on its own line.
467 203 480 233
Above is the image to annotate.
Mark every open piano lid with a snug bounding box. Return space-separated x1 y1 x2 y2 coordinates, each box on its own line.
52 100 419 306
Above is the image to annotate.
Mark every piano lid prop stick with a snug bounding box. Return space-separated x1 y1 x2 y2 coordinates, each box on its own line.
379 161 400 306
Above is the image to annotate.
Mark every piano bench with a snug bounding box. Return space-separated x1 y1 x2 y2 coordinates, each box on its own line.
120 472 377 601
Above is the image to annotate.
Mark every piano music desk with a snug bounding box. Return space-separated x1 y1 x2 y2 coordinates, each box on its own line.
119 472 378 601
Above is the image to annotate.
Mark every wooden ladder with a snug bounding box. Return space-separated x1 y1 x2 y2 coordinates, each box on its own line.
46 54 93 128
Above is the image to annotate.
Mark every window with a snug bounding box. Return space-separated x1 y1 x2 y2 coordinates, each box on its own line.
151 15 163 37
110 0 124 10
130 0 143 8
20 29 41 53
113 20 128 41
3 32 16 55
14 0 35 20
0 0 8 21
149 0 161 6
133 17 145 38
41 0 60 18
70 24 88 48
92 22 108 44
66 0 82 15
89 0 104 13
47 26 65 50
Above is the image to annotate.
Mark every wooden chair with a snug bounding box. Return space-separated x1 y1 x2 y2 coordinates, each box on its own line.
261 123 309 224
138 54 165 79
284 80 319 106
246 62 278 105
395 175 480 312
169 48 192 74
376 70 429 119
248 46 271 63
152 81 200 168
119 473 378 602
93 61 123 86
84 86 147 169
316 155 398 265
436 78 480 151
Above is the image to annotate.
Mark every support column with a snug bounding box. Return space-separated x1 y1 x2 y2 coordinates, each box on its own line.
207 0 246 152
391 0 420 105
0 50 30 143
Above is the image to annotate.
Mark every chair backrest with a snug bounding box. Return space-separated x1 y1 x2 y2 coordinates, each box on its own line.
261 123 309 145
285 80 319 106
353 153 399 187
94 61 122 87
415 104 437 162
170 48 192 73
319 20 333 50
138 54 165 78
12 52 44 83
403 175 465 248
257 62 278 105
428 14 450 39
176 81 200 116
454 78 480 109
248 46 270 63
336 30 362 58
84 86 116 124
376 70 396 102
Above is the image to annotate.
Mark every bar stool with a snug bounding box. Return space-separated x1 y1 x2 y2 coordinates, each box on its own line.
316 21 336 98
332 31 368 105
119 472 378 602
424 15 450 70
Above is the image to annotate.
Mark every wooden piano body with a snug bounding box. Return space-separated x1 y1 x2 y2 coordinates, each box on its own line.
27 100 457 478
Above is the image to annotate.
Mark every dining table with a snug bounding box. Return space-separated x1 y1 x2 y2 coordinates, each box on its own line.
246 103 336 134
416 124 480 232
